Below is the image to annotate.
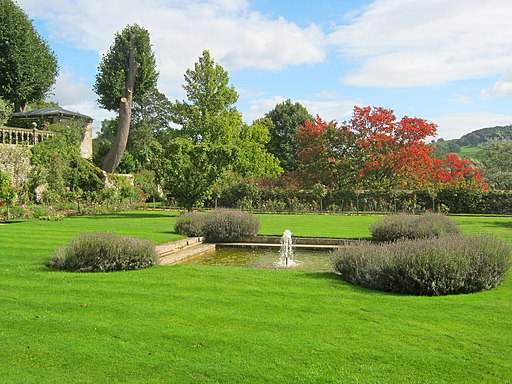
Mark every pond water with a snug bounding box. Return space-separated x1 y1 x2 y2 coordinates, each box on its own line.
179 247 335 272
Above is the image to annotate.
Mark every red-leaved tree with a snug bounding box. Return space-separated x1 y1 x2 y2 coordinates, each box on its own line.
296 106 488 192
430 154 489 190
296 116 359 189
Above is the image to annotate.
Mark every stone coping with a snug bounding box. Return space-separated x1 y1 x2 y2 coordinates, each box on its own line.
156 235 353 265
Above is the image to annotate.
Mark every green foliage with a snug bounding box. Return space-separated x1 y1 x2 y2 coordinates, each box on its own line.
0 96 12 125
202 209 260 242
0 170 17 210
50 232 156 272
133 169 160 202
174 212 206 237
93 88 173 173
0 0 58 111
30 122 86 201
155 138 235 210
171 50 241 144
93 24 158 112
333 234 511 295
476 139 512 190
265 99 313 172
156 51 243 209
370 213 460 241
233 118 282 178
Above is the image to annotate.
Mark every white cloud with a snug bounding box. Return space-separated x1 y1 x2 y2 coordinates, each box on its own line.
51 68 114 134
51 68 92 105
328 0 512 87
433 112 512 139
18 0 326 98
481 75 512 98
245 96 287 122
245 95 356 123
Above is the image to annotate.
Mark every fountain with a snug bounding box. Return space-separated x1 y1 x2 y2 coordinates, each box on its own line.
278 229 296 267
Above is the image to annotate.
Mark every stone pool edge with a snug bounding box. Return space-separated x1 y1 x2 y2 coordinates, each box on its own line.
156 236 359 266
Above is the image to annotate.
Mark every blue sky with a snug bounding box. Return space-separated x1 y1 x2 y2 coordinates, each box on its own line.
19 0 512 139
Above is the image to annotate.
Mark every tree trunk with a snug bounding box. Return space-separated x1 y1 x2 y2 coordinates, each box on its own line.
100 34 139 173
14 101 26 113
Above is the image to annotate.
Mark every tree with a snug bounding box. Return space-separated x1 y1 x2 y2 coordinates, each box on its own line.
476 139 512 190
296 115 359 189
232 118 282 178
93 88 173 173
154 138 234 211
0 170 17 219
170 50 241 144
156 50 240 209
0 96 12 125
430 154 488 190
94 24 158 173
156 51 281 209
0 0 58 112
265 99 313 172
350 106 437 190
296 107 438 191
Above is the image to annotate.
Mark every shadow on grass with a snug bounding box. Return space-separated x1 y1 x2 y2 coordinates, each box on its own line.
490 220 512 229
0 220 24 224
78 212 175 220
300 271 403 296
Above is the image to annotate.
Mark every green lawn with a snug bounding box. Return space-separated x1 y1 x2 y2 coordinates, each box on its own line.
1 211 511 383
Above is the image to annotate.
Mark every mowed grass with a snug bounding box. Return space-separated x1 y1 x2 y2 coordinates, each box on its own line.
1 210 511 383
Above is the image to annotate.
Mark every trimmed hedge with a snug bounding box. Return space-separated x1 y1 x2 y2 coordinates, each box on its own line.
202 210 260 243
210 181 512 214
370 213 460 242
50 232 156 272
333 234 511 296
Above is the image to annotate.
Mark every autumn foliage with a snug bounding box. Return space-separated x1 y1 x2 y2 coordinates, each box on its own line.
296 106 488 191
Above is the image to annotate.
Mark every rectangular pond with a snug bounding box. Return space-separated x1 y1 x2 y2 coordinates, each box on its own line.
178 247 335 272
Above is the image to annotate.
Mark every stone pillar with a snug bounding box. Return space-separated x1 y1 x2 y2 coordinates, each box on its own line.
79 120 93 159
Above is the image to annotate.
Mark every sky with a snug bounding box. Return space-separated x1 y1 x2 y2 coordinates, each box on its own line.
17 0 512 139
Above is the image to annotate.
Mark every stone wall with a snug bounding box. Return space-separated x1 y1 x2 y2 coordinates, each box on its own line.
0 144 32 186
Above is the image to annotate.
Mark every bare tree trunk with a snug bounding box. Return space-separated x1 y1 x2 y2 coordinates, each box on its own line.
101 34 139 173
14 101 26 113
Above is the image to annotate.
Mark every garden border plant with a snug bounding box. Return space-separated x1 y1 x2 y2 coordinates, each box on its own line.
369 212 461 241
49 231 156 272
333 234 511 296
175 209 260 243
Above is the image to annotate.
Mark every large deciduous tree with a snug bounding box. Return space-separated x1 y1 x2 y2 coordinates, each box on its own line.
171 50 241 144
429 154 488 190
0 0 58 112
94 24 158 173
233 118 282 178
156 50 240 209
476 139 512 190
296 106 489 192
351 106 437 190
156 50 280 210
265 99 313 172
296 115 359 189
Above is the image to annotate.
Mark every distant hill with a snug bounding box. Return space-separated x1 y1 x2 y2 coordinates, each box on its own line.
456 125 512 146
432 125 512 160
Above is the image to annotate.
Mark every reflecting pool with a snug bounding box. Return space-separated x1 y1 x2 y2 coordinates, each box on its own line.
179 247 335 272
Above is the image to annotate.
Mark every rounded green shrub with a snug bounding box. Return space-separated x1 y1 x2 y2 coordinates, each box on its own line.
202 209 260 243
50 232 156 272
174 212 206 237
370 213 460 242
333 234 511 296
